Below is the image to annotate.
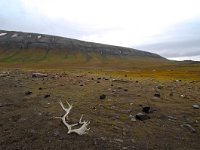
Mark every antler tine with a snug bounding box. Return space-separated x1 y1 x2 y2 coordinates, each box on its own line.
79 114 84 124
59 100 66 111
56 100 90 135
66 100 72 108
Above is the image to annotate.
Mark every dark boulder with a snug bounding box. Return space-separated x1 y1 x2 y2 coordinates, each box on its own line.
142 106 151 113
100 94 106 99
135 113 150 121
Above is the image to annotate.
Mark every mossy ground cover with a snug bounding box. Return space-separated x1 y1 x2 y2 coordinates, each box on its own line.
0 61 200 149
0 48 200 149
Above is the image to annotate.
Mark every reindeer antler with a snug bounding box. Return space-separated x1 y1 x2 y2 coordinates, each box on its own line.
55 101 90 135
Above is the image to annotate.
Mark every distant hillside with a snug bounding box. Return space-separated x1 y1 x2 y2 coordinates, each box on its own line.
0 30 167 69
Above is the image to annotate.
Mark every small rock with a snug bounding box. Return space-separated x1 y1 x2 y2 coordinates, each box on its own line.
38 87 42 90
154 92 160 98
124 89 128 91
135 113 150 121
169 92 173 96
181 123 196 133
32 73 48 78
25 91 32 95
113 126 120 130
156 85 164 89
142 106 150 113
192 104 199 109
93 139 98 145
111 106 116 109
44 94 50 98
100 94 106 99
38 112 42 116
114 115 120 119
100 137 107 141
53 129 60 136
114 138 123 143
167 116 177 120
131 139 136 143
131 117 137 122
29 129 37 134
80 84 84 86
151 97 160 100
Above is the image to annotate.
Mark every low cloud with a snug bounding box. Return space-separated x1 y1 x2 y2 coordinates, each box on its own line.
135 18 200 59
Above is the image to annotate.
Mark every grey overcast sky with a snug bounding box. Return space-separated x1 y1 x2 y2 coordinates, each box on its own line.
0 0 200 60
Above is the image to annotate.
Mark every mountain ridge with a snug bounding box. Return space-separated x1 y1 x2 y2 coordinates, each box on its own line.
0 30 164 59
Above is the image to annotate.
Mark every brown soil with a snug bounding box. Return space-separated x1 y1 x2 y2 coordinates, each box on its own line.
0 69 200 150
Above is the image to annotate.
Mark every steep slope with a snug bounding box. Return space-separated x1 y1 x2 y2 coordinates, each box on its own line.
0 30 167 68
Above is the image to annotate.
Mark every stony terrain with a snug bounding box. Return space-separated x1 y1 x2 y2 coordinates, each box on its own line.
0 30 200 150
0 68 200 150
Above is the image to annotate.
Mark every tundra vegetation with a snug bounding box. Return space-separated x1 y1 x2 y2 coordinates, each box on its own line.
0 31 200 149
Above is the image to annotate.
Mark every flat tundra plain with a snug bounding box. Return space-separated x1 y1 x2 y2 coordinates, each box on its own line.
0 66 200 150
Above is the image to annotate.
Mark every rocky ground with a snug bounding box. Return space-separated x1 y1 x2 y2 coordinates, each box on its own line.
0 69 200 150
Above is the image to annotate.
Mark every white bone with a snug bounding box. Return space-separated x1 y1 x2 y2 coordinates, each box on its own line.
55 101 90 135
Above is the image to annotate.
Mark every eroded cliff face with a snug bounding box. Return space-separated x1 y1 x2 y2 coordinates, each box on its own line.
0 30 163 59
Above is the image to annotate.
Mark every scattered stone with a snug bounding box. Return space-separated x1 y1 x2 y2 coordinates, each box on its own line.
97 81 100 83
122 147 128 150
111 84 114 86
53 129 60 137
131 117 137 122
113 126 120 130
111 106 116 109
25 91 32 95
135 81 138 83
38 87 42 90
93 139 98 145
135 113 150 121
154 92 160 98
100 94 106 99
181 123 196 133
124 89 128 91
29 129 37 134
167 116 177 120
97 77 101 80
142 106 150 113
114 115 120 120
37 112 42 116
151 96 160 100
80 84 84 86
131 139 136 143
169 92 174 96
114 138 123 143
44 94 50 98
100 137 107 141
192 104 199 109
112 90 117 93
32 73 48 78
117 87 122 89
180 94 185 98
156 85 164 90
